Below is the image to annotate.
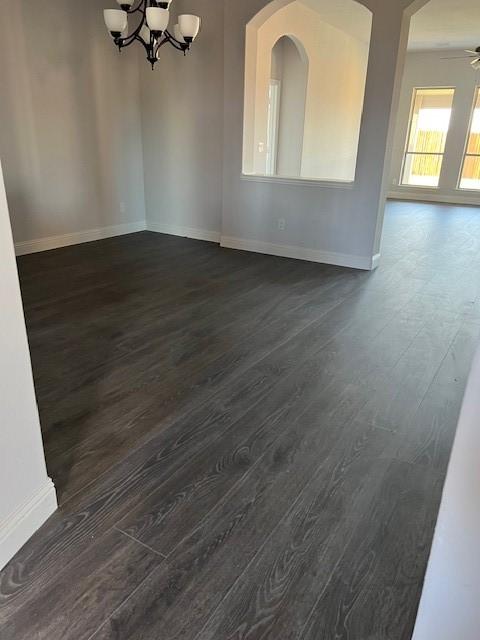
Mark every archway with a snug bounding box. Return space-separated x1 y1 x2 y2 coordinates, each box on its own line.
242 0 373 181
267 35 308 177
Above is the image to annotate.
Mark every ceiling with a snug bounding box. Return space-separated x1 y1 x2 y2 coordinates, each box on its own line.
409 0 480 51
298 0 372 43
296 0 480 52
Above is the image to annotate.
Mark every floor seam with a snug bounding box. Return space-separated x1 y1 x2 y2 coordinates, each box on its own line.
114 526 168 559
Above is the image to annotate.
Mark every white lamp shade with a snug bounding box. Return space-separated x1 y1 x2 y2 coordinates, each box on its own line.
140 25 151 43
116 0 134 5
146 7 169 32
173 24 185 43
178 14 200 40
104 9 127 33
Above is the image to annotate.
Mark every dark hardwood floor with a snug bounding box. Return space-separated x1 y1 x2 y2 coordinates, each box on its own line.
1 201 480 639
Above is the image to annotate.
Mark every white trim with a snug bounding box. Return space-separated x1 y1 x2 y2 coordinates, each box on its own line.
146 221 221 243
0 478 57 570
220 235 378 270
241 174 354 189
14 221 146 256
371 253 381 270
388 190 480 206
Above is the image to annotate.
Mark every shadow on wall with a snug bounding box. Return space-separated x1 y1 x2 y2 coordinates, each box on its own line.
243 0 372 182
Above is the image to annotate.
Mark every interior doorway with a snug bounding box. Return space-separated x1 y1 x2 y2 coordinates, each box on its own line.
388 0 480 205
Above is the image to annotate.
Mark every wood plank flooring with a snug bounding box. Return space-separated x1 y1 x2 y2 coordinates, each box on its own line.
1 201 480 639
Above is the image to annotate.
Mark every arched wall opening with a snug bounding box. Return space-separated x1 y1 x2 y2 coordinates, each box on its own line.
243 0 373 182
267 35 308 177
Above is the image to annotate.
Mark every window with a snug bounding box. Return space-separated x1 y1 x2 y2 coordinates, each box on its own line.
459 88 480 190
401 88 455 188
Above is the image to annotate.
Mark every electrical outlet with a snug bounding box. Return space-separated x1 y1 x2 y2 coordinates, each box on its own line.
278 218 286 231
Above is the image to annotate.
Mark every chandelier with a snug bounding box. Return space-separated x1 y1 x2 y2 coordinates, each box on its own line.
103 1 201 69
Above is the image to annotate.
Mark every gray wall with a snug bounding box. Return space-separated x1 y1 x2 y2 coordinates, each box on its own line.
0 0 429 264
140 0 224 239
222 0 422 268
0 0 146 245
389 49 480 205
140 0 425 268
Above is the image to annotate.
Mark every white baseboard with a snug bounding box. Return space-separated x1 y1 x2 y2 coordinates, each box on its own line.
0 478 57 570
15 218 381 269
220 235 378 271
371 253 381 270
388 190 480 206
146 221 221 243
15 221 147 256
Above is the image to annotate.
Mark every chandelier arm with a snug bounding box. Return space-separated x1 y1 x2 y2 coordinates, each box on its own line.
117 0 147 48
126 0 146 14
134 34 151 56
154 36 180 54
165 30 185 47
154 36 169 56
162 30 189 52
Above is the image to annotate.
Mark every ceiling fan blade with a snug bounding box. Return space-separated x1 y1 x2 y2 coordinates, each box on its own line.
441 55 476 59
465 49 478 54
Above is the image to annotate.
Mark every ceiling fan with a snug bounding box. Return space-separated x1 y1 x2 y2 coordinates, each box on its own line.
442 46 480 70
